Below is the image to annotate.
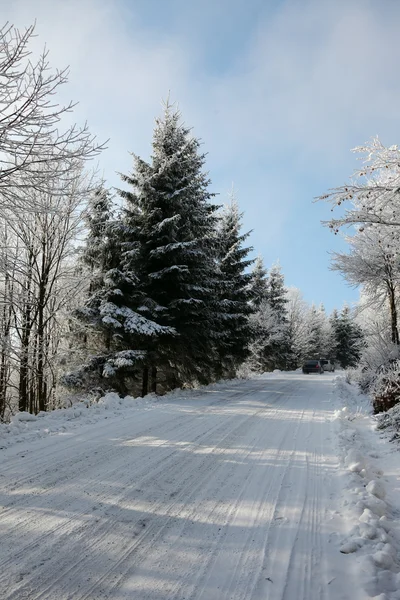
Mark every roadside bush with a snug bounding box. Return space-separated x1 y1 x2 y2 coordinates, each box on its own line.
370 360 400 413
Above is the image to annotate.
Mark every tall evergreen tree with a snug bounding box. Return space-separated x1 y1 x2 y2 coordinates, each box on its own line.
303 304 331 359
67 186 174 396
247 262 292 371
82 186 114 276
328 308 340 363
266 263 292 369
266 263 289 316
249 255 268 307
119 103 220 389
333 305 364 368
214 196 254 377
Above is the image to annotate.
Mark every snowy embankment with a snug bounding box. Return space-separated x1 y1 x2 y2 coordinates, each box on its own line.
0 378 250 450
0 372 286 451
333 376 400 599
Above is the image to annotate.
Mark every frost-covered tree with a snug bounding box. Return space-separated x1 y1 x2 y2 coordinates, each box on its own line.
319 138 400 401
214 196 254 377
0 160 96 415
328 309 340 363
118 103 219 389
0 24 103 211
332 227 400 345
319 138 400 231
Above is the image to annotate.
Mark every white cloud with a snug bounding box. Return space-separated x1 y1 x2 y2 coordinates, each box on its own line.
4 0 400 180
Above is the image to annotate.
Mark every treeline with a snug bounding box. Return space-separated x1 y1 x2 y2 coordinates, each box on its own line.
63 107 363 400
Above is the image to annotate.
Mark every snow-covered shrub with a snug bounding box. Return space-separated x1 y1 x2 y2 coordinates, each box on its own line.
376 402 400 436
370 360 400 413
347 307 400 399
345 369 355 385
235 362 253 379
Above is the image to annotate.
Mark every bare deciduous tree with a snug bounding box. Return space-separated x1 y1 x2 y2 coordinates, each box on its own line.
0 161 94 417
318 138 400 231
0 23 105 210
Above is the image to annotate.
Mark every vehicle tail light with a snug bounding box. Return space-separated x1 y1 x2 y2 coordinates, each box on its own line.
316 364 319 368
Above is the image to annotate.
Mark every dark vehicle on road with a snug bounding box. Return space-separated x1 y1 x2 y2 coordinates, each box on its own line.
320 359 335 372
302 360 324 374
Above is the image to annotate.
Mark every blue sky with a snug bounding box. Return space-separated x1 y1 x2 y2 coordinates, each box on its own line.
4 0 400 312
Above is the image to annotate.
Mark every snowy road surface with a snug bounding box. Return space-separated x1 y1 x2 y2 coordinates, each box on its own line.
0 374 358 599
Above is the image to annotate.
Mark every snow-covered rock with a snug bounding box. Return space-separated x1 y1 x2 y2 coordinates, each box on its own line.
366 479 386 500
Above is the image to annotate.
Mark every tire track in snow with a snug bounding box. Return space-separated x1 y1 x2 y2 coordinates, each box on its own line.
74 392 292 600
2 384 281 600
0 409 226 573
0 375 337 600
0 384 268 575
103 384 302 600
253 384 332 600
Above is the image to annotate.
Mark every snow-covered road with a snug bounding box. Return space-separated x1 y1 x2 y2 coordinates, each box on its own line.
0 374 367 599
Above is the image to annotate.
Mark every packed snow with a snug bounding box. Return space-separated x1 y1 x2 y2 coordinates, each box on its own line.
1 372 400 599
333 376 400 599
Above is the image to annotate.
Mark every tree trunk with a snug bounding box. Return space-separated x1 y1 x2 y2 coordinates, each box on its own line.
166 370 178 391
37 236 50 413
18 250 34 412
19 328 30 412
150 366 157 394
0 349 8 420
388 283 399 345
0 274 12 419
141 366 149 397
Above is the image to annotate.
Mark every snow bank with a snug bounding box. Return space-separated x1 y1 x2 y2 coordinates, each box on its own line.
333 376 400 599
0 376 251 450
11 411 38 423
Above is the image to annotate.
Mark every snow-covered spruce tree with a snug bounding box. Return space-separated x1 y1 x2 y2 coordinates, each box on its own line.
286 287 312 367
265 263 292 369
328 308 340 363
247 262 292 371
332 305 364 369
118 104 220 390
66 186 174 396
249 255 269 308
81 186 115 278
302 304 332 360
214 196 254 378
266 263 288 314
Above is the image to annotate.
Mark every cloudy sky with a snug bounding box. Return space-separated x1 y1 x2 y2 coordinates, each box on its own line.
3 0 400 311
